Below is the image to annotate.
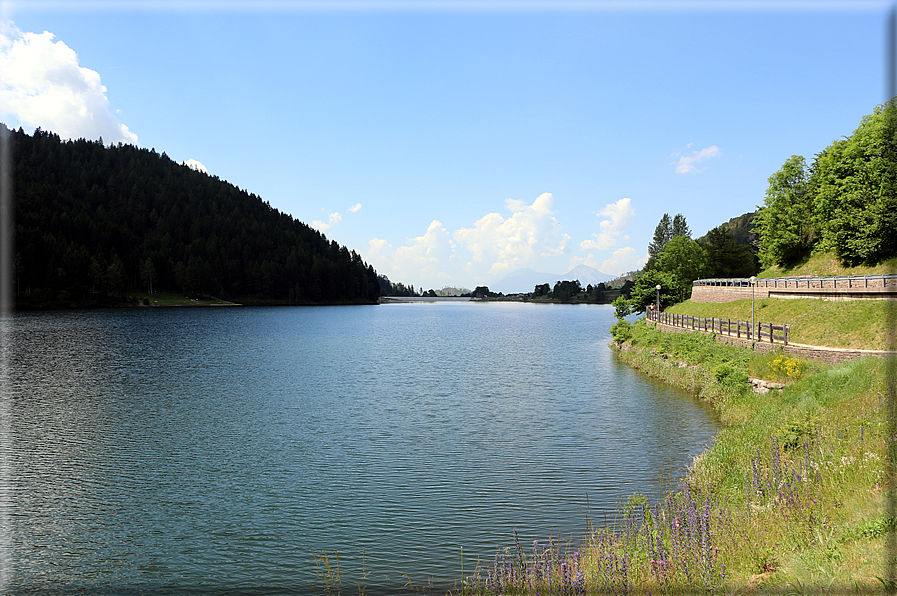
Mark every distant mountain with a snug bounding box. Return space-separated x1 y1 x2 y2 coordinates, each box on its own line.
490 264 609 294
562 264 608 287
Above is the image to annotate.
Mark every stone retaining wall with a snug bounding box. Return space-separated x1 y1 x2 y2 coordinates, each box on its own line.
691 275 897 303
690 286 768 303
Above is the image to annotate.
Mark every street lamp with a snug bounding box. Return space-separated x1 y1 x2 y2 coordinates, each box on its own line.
655 284 661 319
750 276 756 340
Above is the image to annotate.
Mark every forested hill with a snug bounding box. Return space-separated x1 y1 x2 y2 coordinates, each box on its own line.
7 125 381 307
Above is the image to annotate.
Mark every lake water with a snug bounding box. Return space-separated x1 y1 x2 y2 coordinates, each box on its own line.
1 302 719 595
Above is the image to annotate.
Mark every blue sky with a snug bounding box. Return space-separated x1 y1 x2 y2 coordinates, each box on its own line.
0 1 891 292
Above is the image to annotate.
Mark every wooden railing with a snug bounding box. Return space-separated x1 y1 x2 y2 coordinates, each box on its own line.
693 274 897 289
646 309 790 345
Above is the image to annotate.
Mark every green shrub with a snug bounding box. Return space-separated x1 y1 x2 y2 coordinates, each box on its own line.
610 319 632 342
714 361 748 389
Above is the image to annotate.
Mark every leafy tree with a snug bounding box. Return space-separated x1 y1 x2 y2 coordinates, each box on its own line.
754 155 815 268
585 282 606 302
628 269 681 314
630 236 709 312
813 98 897 266
646 213 672 270
551 280 582 301
646 213 690 270
612 295 631 319
698 225 759 278
533 283 551 297
671 214 691 238
474 286 499 297
658 236 710 292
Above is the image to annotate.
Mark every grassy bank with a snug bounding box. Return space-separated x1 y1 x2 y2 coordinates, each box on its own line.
454 319 891 595
665 297 895 351
758 252 897 278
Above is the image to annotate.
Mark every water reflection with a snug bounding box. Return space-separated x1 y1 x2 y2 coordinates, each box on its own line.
7 304 718 593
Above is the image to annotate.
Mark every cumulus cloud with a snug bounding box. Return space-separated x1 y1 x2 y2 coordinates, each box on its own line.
672 144 721 174
599 247 647 276
453 192 570 277
348 203 362 214
579 197 635 251
181 159 208 174
392 220 456 282
0 22 138 145
567 253 601 271
312 211 342 233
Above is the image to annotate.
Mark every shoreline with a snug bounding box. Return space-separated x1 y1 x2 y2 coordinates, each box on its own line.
600 318 886 592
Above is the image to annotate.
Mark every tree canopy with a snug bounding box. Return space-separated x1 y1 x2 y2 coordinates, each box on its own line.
753 155 814 268
631 212 712 313
754 98 897 268
697 225 759 278
9 125 380 306
628 269 681 314
657 235 709 288
646 212 691 271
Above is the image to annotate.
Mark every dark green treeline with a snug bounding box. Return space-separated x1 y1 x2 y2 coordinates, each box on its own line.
8 125 380 306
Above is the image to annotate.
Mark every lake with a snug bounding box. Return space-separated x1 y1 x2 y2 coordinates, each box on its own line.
1 302 719 595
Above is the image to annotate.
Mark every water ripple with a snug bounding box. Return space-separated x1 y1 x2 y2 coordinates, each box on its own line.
6 304 719 593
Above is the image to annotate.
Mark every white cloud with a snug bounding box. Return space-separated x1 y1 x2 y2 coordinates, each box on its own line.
312 203 359 233
311 211 342 233
453 192 570 277
181 159 208 174
673 145 721 174
366 193 571 288
599 247 647 276
0 22 137 146
367 237 394 272
579 197 635 251
568 253 601 271
392 220 456 282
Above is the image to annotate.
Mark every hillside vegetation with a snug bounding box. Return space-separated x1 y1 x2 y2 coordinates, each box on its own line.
7 125 381 307
758 251 897 279
755 98 896 270
665 297 894 351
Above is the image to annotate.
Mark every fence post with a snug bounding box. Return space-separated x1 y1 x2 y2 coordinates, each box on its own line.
785 324 789 346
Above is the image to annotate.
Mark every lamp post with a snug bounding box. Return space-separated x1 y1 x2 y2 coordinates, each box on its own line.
750 276 756 340
655 284 661 319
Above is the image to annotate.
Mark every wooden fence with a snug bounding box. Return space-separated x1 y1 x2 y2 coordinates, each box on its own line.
646 309 790 345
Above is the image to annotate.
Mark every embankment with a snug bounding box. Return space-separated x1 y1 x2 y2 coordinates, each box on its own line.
601 318 889 593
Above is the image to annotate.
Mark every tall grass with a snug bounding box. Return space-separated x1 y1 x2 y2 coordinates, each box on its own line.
757 252 897 278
